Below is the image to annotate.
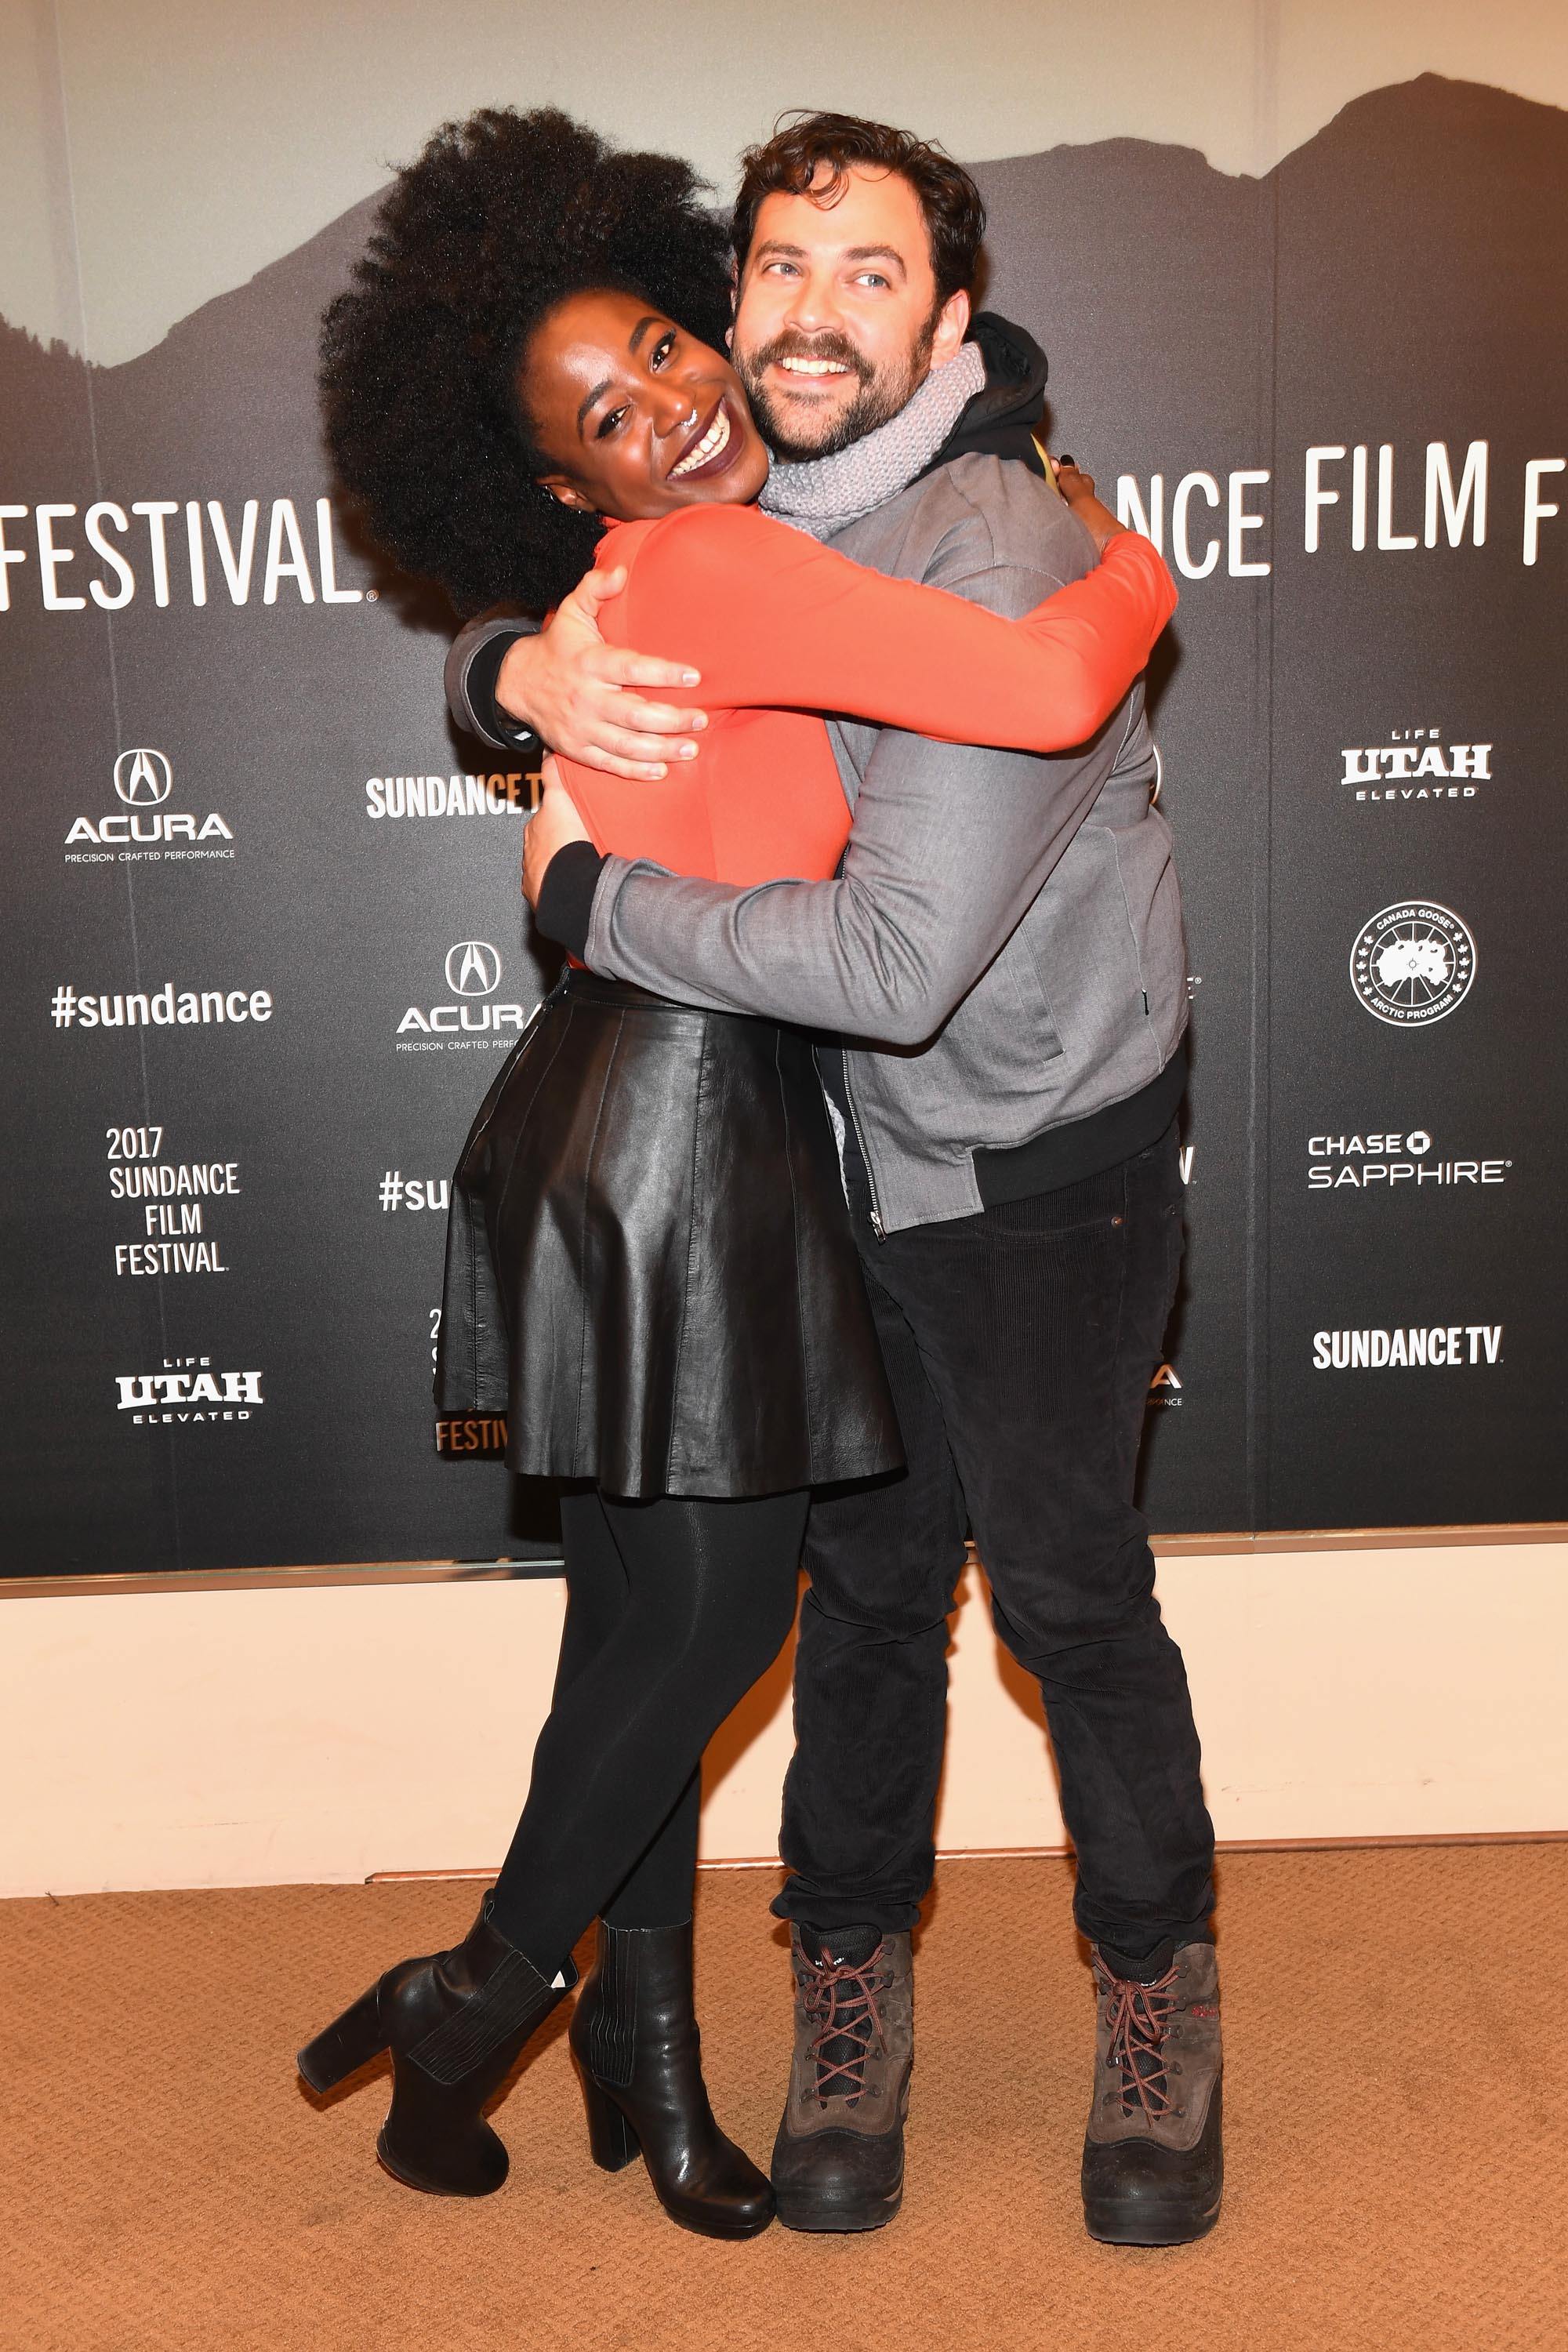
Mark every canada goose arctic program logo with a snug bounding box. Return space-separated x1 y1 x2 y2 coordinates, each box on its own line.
1349 902 1475 1026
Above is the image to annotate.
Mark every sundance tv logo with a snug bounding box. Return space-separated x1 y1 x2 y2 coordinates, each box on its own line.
396 942 531 1047
365 771 535 822
115 1357 263 1423
1312 1323 1502 1370
66 748 235 862
1350 902 1475 1026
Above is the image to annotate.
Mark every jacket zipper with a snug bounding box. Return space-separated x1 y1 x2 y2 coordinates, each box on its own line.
840 1054 887 1240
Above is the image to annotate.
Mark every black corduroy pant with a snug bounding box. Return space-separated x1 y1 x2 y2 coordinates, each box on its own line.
775 1120 1215 1957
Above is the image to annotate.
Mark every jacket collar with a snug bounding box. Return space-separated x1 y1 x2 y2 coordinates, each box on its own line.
917 311 1050 480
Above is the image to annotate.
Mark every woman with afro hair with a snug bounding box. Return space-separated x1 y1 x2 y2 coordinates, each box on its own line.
299 107 1174 2237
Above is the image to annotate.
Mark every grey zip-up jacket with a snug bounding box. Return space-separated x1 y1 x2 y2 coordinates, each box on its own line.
446 370 1186 1235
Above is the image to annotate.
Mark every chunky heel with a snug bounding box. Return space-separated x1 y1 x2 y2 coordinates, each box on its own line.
568 1921 775 2237
298 1896 575 2194
580 2072 641 2172
297 1984 387 2092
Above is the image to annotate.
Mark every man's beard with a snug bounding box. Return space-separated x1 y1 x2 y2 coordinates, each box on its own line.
736 325 935 463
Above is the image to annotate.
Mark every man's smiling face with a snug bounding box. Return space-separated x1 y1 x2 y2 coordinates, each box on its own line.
730 164 970 461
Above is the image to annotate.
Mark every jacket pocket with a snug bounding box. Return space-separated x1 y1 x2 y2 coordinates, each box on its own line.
1004 944 1065 1063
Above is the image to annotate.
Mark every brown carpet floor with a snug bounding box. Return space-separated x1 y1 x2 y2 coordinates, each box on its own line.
2 1848 1563 2352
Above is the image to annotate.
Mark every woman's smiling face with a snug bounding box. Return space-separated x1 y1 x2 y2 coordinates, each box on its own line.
524 289 769 522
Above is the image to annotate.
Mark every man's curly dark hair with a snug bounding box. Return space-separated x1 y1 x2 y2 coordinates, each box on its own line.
320 107 734 615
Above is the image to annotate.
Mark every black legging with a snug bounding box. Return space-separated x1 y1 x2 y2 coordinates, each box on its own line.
488 1486 808 1976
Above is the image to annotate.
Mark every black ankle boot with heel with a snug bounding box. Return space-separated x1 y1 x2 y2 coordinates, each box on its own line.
570 1920 775 2238
296 1893 575 2196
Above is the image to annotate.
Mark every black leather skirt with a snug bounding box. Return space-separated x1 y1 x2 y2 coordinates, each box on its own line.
437 971 902 1498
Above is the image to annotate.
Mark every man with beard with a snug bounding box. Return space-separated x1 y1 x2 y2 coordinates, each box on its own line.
447 112 1220 2249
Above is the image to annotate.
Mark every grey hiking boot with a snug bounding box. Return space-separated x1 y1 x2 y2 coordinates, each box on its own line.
1081 1939 1224 2245
771 1924 913 2232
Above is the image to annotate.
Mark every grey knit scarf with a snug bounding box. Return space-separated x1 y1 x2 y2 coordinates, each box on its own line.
757 339 986 540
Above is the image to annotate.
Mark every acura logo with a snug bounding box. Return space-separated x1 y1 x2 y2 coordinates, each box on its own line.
114 748 172 805
445 940 500 996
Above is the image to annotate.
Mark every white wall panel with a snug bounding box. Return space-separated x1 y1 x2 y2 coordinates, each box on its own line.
5 1544 1563 1898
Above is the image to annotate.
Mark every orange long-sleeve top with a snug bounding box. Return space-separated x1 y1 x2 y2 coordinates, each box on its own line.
557 503 1176 887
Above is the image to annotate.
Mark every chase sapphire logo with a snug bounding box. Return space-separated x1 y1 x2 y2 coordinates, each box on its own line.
1350 902 1475 1026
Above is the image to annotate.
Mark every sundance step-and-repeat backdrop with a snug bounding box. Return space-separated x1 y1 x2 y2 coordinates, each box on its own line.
2 60 1563 1571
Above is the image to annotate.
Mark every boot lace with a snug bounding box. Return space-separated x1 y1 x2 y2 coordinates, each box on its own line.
803 1945 890 2105
1100 1958 1179 2123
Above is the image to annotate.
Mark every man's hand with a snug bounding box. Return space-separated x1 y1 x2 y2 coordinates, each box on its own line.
498 567 707 780
1050 456 1126 555
522 757 593 909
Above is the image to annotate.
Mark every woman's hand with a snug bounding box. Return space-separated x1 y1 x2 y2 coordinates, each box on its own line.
1051 456 1126 555
522 757 592 909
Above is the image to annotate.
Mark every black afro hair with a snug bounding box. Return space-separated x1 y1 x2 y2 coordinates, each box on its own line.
320 107 734 616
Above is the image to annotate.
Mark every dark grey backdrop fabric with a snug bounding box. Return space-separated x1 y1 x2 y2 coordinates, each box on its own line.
2 76 1563 1571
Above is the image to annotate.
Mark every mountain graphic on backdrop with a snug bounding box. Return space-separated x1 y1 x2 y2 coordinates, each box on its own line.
3 74 1563 537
